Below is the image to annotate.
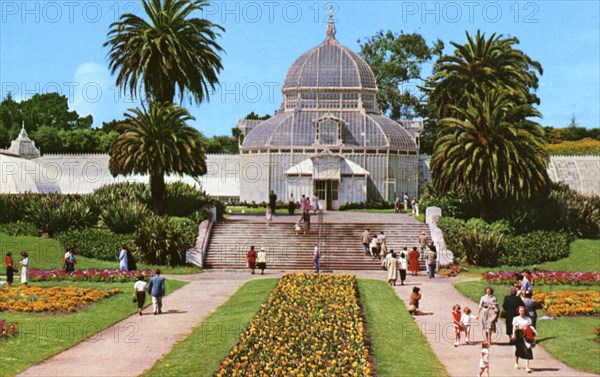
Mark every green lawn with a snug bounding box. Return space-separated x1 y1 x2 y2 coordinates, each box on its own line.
145 278 448 377
143 278 278 376
225 206 267 214
0 279 187 377
0 233 201 275
358 279 448 376
464 239 600 275
454 280 600 374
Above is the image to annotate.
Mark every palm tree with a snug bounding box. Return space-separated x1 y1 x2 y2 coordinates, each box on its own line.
109 102 206 214
430 89 550 222
428 30 542 119
104 0 223 105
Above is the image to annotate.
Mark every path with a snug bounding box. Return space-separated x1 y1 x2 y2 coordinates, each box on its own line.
18 271 286 377
17 269 596 377
354 269 596 377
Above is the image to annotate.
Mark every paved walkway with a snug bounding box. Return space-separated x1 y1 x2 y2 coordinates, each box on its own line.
18 271 286 377
356 269 596 377
18 270 596 377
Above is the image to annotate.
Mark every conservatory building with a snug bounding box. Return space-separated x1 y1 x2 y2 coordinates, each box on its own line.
238 18 419 209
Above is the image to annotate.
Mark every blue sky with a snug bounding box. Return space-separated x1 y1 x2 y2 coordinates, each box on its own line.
1 0 599 136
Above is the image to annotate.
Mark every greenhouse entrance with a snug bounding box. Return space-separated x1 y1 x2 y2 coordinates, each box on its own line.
314 180 339 210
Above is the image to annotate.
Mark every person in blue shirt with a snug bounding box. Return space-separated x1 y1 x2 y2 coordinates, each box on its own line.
148 269 166 315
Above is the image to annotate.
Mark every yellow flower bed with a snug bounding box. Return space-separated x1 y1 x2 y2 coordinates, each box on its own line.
534 290 600 317
0 286 122 313
215 273 374 376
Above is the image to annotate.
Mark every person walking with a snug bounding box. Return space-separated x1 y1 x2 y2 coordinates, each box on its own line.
451 304 465 346
479 340 491 377
5 252 14 287
424 246 437 278
503 286 525 342
148 269 166 315
265 206 273 227
133 274 147 316
411 196 419 216
247 246 257 275
522 291 541 328
302 210 311 235
408 246 420 276
257 247 267 275
418 231 428 258
512 306 536 373
64 248 75 274
119 245 128 271
397 251 408 285
313 244 320 273
369 236 379 260
403 192 409 209
477 287 499 345
385 251 399 286
462 307 476 344
20 251 29 286
312 193 320 215
361 229 371 255
269 190 277 214
288 193 296 215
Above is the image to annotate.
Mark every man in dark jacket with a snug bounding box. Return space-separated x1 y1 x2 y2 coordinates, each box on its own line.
502 286 525 342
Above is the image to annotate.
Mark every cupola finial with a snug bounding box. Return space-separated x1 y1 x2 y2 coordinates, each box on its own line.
326 5 336 40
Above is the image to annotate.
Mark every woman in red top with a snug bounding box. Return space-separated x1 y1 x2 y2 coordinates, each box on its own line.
5 252 14 286
247 246 257 275
408 246 420 276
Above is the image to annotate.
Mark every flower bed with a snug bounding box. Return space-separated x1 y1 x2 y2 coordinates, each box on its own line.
0 320 19 339
0 286 122 313
534 290 600 317
29 269 153 282
215 273 374 376
482 271 600 286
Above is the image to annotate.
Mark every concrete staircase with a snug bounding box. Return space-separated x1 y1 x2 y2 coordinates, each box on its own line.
204 219 430 270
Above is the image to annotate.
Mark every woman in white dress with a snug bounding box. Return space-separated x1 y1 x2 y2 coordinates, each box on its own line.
20 251 29 286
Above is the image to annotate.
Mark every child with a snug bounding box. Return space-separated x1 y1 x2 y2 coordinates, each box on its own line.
461 307 476 344
265 206 272 227
294 222 302 236
452 304 465 346
408 287 422 315
479 340 490 377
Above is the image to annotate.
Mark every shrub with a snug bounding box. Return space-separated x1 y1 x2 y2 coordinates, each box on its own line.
27 197 95 236
100 201 149 234
500 230 572 266
437 217 466 258
439 217 514 262
0 194 39 223
419 185 480 219
340 200 394 210
459 227 505 267
165 181 206 217
88 182 151 214
134 215 196 266
0 221 39 237
55 228 134 261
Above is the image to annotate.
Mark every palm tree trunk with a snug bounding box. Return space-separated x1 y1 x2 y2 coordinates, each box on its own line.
480 197 496 223
149 172 167 215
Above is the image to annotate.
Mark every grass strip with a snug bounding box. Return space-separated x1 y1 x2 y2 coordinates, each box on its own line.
0 233 201 275
454 280 600 374
465 239 600 275
143 278 278 377
358 279 449 377
0 279 186 377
